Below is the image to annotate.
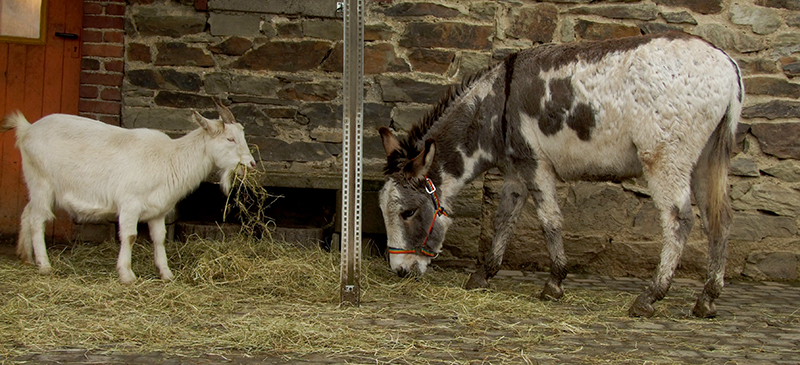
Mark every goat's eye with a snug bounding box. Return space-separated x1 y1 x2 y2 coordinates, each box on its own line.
400 209 417 220
227 138 235 143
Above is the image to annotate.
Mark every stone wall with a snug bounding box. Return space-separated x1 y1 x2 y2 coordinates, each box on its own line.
121 0 800 280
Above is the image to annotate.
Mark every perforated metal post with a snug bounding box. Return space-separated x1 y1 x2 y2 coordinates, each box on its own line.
340 0 364 306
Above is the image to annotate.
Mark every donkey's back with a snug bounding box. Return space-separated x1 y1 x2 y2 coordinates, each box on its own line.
509 32 741 183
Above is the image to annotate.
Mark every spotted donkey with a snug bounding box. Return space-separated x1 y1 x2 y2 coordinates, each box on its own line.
378 32 742 318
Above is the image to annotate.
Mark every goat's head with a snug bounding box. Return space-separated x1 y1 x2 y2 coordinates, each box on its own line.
193 99 256 194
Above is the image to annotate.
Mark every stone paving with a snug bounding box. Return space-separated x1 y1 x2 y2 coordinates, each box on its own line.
7 271 800 364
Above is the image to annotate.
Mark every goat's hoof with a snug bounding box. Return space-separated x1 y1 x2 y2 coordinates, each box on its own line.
37 265 52 275
692 299 717 318
160 270 175 282
539 282 564 301
628 294 655 317
118 272 137 285
465 272 489 290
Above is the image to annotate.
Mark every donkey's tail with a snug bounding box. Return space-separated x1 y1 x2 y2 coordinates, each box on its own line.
2 111 32 145
704 63 741 245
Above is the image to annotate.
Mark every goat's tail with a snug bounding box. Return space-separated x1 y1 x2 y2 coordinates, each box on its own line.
2 111 32 145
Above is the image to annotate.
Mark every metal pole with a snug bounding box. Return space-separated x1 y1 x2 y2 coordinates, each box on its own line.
340 0 363 306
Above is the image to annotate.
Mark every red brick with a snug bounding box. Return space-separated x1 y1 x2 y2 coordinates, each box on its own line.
100 87 121 101
84 3 103 15
98 115 121 126
81 71 123 86
104 60 124 72
83 15 125 29
79 99 121 115
103 31 124 43
81 29 103 43
82 44 124 58
80 85 99 98
105 3 126 15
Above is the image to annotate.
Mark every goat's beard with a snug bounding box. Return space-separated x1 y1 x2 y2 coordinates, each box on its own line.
219 168 234 195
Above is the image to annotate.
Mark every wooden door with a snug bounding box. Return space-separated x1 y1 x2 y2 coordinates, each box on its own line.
0 0 82 240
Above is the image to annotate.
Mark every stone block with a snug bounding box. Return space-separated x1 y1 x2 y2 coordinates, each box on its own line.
743 251 799 280
377 76 450 104
756 0 800 10
391 105 430 132
574 20 640 41
230 41 331 72
743 100 800 120
762 160 800 182
300 103 340 129
469 2 497 22
449 51 492 80
384 3 460 18
771 32 800 57
133 7 207 37
506 4 558 43
229 104 278 137
209 0 338 18
662 11 697 25
228 75 281 97
653 0 722 14
127 43 152 62
733 182 800 217
279 82 339 102
122 106 196 130
731 211 797 241
154 43 214 67
365 43 410 74
442 218 482 259
253 138 339 162
730 156 760 177
568 3 659 21
408 48 454 74
302 19 342 41
155 91 215 109
782 57 800 77
751 122 800 159
692 24 767 53
209 37 253 56
744 76 800 98
736 57 781 75
730 3 782 35
399 22 493 50
160 69 202 92
365 24 393 41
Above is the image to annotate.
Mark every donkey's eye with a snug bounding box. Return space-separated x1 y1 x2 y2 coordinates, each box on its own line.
400 209 417 220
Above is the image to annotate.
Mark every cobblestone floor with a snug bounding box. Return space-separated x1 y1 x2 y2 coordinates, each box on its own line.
7 270 800 365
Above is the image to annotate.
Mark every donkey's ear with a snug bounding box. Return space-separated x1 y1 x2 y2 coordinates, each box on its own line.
410 139 435 179
379 127 401 156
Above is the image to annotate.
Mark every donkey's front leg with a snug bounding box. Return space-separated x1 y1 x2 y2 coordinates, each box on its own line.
466 178 529 289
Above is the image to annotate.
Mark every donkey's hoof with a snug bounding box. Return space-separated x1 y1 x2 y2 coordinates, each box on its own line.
628 294 655 317
465 272 489 290
539 282 564 301
692 299 717 318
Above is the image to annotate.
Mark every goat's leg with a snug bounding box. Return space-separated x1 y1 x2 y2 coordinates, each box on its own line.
116 211 139 284
629 169 694 317
466 178 529 289
27 205 53 275
17 204 35 264
148 216 174 281
532 168 566 301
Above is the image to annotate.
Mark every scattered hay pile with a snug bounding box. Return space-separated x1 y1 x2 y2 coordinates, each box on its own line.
0 168 636 363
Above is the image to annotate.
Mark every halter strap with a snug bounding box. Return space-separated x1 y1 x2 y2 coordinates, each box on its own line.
387 177 448 258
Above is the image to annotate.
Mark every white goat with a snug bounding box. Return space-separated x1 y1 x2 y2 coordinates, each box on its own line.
5 101 256 283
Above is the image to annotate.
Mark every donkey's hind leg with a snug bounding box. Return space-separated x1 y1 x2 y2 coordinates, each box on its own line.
531 166 567 301
629 160 694 317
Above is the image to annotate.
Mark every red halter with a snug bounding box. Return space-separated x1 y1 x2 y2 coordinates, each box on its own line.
387 177 448 258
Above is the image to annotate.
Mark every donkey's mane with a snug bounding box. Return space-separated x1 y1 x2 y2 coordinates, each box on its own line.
385 64 500 176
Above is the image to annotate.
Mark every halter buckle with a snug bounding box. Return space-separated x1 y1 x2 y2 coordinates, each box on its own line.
425 177 436 194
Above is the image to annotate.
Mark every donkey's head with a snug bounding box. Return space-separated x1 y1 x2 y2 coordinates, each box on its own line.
378 127 453 277
193 99 256 194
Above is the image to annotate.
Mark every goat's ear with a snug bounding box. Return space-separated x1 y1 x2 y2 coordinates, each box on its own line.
379 127 401 156
408 139 435 179
213 98 236 124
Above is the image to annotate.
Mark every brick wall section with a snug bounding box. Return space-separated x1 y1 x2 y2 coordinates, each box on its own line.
80 0 125 125
119 0 800 280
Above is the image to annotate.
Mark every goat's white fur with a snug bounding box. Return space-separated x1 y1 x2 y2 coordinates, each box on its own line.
5 109 255 283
